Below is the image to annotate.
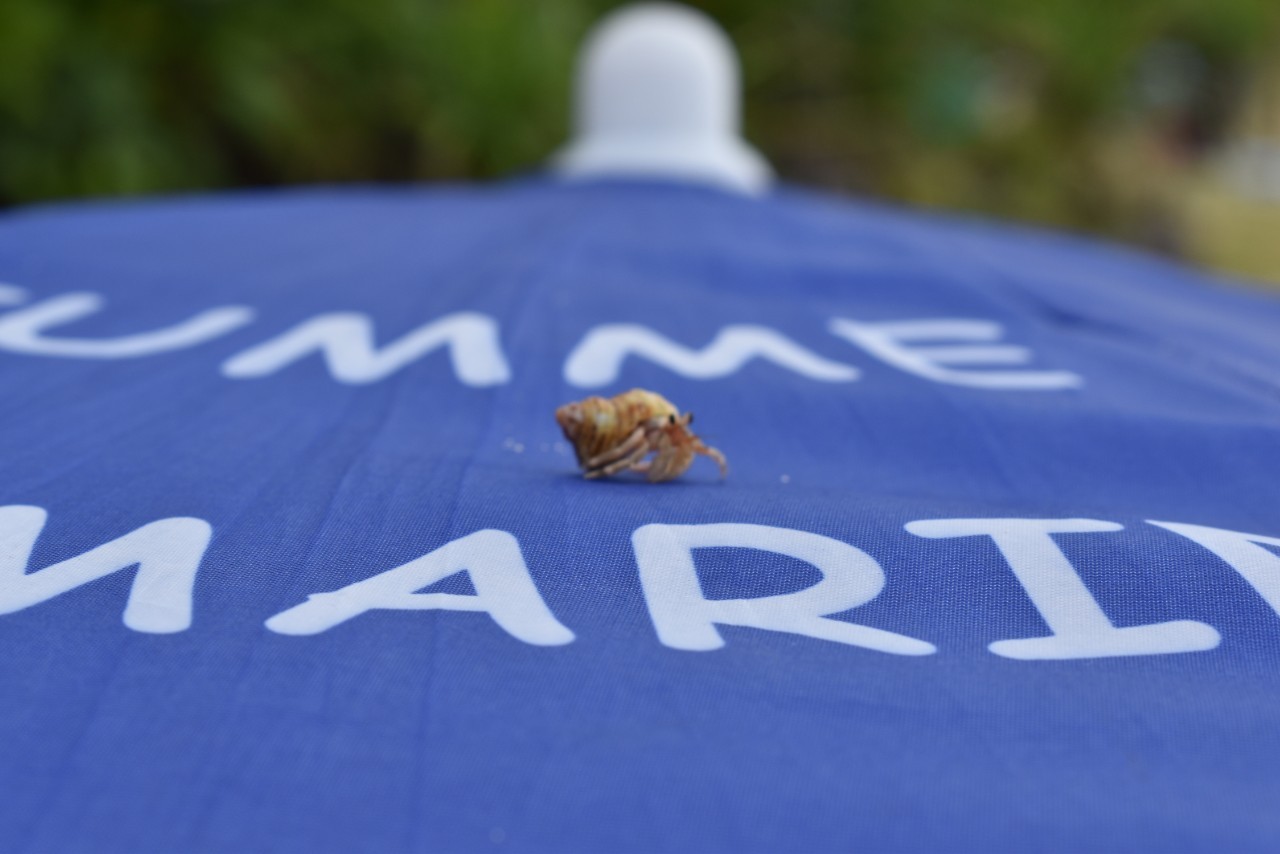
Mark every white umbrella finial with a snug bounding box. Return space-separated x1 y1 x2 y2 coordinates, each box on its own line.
554 3 773 195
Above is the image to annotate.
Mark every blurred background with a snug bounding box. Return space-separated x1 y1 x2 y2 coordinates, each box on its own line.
2 0 1280 285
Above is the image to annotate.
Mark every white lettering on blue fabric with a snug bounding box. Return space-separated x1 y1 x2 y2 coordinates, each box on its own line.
221 311 511 386
0 293 254 358
1148 521 1280 618
632 522 935 654
906 518 1220 659
3 508 1274 658
0 285 1087 391
564 324 860 387
830 317 1082 389
264 529 574 644
0 505 210 633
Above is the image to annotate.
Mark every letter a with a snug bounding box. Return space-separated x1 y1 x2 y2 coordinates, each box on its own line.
265 530 573 645
632 523 934 654
0 505 211 632
906 518 1219 660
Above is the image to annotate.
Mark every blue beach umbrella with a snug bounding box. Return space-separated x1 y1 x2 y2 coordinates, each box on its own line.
2 5 1280 852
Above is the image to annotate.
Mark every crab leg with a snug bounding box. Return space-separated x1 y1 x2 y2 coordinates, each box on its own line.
646 445 694 482
585 442 652 478
583 427 646 471
697 444 729 478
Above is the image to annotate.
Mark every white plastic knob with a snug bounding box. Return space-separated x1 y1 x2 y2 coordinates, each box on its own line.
554 3 773 195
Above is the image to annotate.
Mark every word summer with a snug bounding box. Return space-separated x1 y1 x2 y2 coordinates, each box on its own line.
3 506 1277 660
0 283 1081 390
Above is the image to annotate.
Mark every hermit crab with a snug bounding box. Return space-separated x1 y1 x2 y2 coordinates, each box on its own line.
555 389 728 482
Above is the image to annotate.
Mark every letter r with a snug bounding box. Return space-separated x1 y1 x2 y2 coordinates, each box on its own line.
632 523 935 654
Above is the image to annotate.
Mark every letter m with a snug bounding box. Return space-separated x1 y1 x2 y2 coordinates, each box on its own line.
0 506 211 633
221 312 510 386
564 324 860 387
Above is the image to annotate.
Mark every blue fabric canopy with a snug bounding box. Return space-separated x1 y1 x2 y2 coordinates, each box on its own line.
1 179 1278 852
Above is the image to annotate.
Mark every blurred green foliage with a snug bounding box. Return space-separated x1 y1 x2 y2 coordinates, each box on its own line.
1 0 1278 247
